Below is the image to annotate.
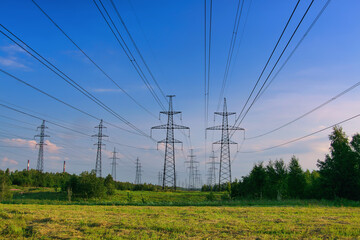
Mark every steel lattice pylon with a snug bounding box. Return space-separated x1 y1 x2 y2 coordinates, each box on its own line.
110 148 119 181
185 149 198 190
135 157 142 184
35 120 49 172
92 119 107 178
206 98 244 185
151 95 189 190
206 150 218 186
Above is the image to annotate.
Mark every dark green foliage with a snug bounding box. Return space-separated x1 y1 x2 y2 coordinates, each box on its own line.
104 174 115 195
317 126 360 200
0 169 13 201
287 156 306 199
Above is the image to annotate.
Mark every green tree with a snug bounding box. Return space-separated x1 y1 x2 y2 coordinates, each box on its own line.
287 156 306 199
317 127 360 200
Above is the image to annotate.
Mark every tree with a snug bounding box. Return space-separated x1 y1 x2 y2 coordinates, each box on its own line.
249 162 267 199
287 156 305 199
317 126 360 200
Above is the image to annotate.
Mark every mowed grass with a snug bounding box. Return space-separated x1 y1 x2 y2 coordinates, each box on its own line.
1 204 360 239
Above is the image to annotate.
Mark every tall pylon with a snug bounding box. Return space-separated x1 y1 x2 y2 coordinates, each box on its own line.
110 148 120 181
185 149 198 190
135 157 142 184
92 119 108 178
151 95 190 190
206 98 244 185
206 150 218 186
35 120 49 172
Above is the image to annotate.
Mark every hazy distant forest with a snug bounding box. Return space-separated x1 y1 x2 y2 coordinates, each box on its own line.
1 126 360 201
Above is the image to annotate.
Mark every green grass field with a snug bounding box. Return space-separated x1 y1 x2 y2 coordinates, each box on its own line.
1 204 360 239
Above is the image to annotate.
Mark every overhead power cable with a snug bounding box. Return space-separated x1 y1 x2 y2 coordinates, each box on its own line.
0 68 141 136
0 102 153 151
0 24 152 139
234 0 315 132
255 0 332 101
31 0 157 120
240 112 360 153
234 0 301 125
93 0 166 111
217 0 245 111
109 0 167 103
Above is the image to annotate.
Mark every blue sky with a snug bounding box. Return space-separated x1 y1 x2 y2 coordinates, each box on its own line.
1 0 360 186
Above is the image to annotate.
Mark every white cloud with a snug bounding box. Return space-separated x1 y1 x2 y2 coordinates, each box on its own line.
1 157 18 166
92 88 123 93
2 138 37 149
44 140 62 154
0 56 29 70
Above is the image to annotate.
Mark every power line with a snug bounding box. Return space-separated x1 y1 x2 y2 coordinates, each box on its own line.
31 0 158 120
0 68 140 136
255 0 332 102
93 0 166 111
247 77 358 140
235 0 315 127
240 112 360 153
217 0 245 111
0 24 152 139
234 0 301 127
109 0 167 103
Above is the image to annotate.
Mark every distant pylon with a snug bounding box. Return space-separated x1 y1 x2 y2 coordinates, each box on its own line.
151 95 190 190
206 98 244 185
194 167 202 189
185 149 198 190
92 119 108 178
135 157 142 184
157 171 163 186
63 161 66 173
110 148 120 181
206 150 218 186
35 120 49 172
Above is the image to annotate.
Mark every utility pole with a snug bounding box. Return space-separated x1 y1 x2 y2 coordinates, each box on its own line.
35 120 49 172
206 98 244 185
206 151 218 186
151 95 189 190
135 157 142 184
185 149 198 190
110 148 119 181
92 119 107 178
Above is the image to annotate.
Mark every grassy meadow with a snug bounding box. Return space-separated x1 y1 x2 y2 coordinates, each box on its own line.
1 204 360 239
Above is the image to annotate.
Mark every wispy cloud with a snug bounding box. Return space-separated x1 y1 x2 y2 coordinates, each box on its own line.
92 88 123 93
0 44 31 70
1 156 18 166
44 140 62 154
2 138 37 149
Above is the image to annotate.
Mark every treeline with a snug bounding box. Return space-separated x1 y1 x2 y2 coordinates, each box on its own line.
203 126 360 201
0 169 160 200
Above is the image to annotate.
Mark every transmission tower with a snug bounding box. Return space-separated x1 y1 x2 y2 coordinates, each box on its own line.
110 148 120 181
206 150 218 186
157 171 163 186
151 95 189 190
35 120 49 172
92 119 108 178
206 98 244 185
194 167 202 189
185 149 198 190
135 157 142 184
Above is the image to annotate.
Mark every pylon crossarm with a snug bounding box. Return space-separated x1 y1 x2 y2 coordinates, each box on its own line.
172 124 190 130
151 124 168 129
160 111 181 115
206 125 223 131
214 111 236 116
